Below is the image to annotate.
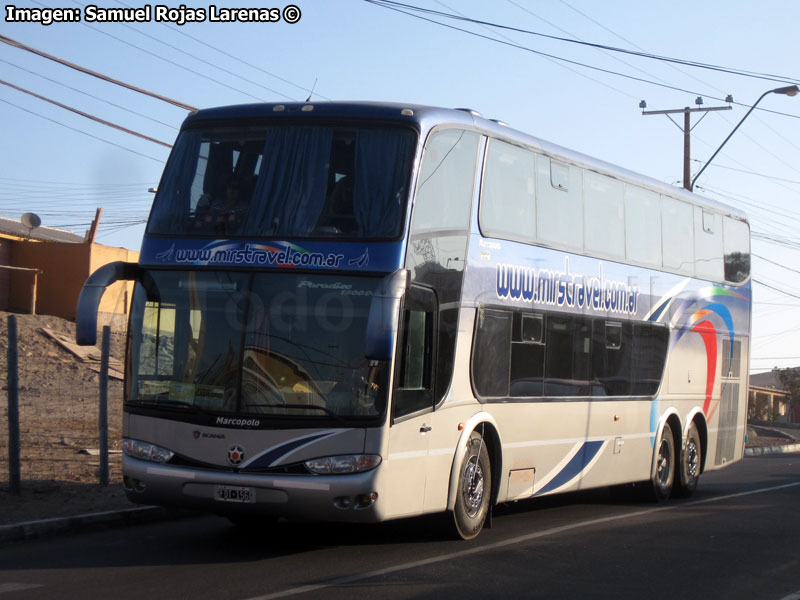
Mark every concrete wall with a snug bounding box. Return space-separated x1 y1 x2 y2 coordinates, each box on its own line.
6 240 138 324
10 241 91 319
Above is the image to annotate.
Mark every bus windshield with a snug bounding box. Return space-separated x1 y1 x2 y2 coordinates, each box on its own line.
127 271 388 420
147 124 416 239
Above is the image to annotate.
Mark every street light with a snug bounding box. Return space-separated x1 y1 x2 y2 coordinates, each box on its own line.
690 84 800 191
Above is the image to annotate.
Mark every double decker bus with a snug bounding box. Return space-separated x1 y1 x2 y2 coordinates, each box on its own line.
77 102 750 539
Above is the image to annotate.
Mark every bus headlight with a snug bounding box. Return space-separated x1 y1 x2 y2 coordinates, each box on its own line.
122 438 175 464
305 454 381 474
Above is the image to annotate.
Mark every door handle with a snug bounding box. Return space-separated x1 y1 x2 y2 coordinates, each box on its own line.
420 425 432 433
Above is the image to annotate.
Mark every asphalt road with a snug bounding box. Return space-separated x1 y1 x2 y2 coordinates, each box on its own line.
1 453 799 600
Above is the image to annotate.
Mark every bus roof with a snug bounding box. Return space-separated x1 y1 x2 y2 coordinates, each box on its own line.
183 101 748 223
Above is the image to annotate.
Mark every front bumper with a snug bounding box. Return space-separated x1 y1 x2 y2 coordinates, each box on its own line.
122 455 385 523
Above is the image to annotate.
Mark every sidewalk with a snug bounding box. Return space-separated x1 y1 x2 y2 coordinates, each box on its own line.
2 423 799 544
745 422 800 456
0 482 187 544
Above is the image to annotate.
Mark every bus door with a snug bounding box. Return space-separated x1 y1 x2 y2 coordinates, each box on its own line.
384 285 438 517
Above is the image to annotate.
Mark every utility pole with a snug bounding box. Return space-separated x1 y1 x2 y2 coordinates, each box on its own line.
640 98 732 191
86 207 103 244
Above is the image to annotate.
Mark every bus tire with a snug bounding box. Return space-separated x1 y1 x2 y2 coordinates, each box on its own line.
674 422 702 498
649 422 675 502
451 430 492 540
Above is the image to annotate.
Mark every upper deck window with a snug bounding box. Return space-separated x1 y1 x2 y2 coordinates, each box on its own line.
147 124 416 239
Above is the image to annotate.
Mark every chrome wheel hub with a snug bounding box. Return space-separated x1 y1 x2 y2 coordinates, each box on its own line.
462 458 485 517
657 439 671 487
686 440 699 478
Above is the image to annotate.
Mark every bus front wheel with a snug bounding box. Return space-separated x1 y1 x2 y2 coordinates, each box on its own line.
450 430 492 540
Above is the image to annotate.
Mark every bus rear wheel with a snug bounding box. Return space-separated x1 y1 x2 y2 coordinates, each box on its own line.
674 422 702 498
450 430 492 540
649 422 675 502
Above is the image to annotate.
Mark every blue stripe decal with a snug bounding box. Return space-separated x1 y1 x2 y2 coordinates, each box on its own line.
648 299 670 323
534 441 604 496
242 432 336 470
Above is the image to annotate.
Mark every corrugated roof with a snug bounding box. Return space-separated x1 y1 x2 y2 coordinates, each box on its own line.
0 217 84 243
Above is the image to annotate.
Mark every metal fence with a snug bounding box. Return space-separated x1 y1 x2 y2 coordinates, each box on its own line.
2 315 123 494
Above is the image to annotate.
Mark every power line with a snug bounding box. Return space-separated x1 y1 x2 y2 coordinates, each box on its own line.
76 0 299 102
0 33 197 111
505 0 678 91
691 159 800 186
0 78 173 148
366 0 800 85
364 0 800 120
74 20 268 103
363 1 706 98
111 0 329 100
0 95 166 163
548 0 800 190
754 253 800 275
753 278 800 300
437 0 639 101
0 58 178 131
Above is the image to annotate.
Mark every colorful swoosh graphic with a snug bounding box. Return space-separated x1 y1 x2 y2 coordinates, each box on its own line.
651 284 748 423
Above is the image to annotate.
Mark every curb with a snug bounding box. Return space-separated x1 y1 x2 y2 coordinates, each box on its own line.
0 506 187 544
745 443 800 457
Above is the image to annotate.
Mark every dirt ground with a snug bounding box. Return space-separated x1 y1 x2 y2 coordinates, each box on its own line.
0 310 133 525
0 310 796 528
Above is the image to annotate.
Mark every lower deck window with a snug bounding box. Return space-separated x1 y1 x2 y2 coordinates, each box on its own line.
471 306 668 399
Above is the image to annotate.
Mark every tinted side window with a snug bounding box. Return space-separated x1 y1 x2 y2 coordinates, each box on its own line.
471 308 511 398
584 172 625 260
544 315 592 396
591 321 633 396
662 196 695 275
631 323 669 395
471 307 669 400
393 286 437 419
536 155 583 250
413 129 480 234
510 313 545 397
625 185 662 266
480 139 536 243
694 207 724 281
723 216 750 283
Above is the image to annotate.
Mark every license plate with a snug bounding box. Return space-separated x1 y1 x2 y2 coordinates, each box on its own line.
215 485 255 503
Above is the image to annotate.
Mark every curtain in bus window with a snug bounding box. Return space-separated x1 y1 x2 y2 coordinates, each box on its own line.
245 127 333 237
147 131 203 233
353 129 413 238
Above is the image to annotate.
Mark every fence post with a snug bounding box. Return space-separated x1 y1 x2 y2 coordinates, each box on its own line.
98 325 110 486
7 315 20 496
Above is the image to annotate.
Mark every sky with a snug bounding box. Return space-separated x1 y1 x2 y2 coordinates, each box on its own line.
1 0 799 374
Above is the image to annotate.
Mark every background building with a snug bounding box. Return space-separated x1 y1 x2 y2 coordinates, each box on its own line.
0 216 138 328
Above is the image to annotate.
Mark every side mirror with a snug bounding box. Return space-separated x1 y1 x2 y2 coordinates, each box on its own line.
364 268 409 360
76 261 147 346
